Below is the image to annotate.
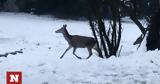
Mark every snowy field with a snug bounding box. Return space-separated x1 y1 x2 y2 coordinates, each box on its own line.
0 13 160 84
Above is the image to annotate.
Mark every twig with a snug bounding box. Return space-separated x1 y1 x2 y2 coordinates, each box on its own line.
0 49 23 57
118 45 123 57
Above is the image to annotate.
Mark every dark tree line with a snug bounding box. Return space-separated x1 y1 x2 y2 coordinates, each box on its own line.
0 0 159 19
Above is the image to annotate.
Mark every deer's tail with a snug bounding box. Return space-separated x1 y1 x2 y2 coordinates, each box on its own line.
93 44 98 52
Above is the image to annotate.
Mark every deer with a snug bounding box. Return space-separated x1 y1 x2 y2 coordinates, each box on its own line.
55 24 97 59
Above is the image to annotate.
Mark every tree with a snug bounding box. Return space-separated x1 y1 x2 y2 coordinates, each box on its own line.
4 0 19 12
87 0 122 58
147 9 160 50
16 0 36 13
121 0 159 45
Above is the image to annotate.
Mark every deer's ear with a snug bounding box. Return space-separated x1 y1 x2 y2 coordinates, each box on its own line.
64 24 67 27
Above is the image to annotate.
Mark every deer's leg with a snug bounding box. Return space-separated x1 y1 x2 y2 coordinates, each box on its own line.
73 47 82 59
86 47 93 59
60 46 72 59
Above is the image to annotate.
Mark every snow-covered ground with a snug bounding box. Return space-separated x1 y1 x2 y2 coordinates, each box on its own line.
0 12 160 84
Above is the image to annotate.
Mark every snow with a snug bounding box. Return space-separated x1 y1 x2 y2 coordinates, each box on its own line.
0 12 160 84
137 32 148 52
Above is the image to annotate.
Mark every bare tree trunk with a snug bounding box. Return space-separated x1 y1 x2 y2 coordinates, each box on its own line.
87 0 122 58
89 19 103 58
130 15 146 35
147 9 160 50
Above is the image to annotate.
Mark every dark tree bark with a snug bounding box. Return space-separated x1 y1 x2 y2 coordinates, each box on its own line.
87 0 122 58
88 19 103 58
147 9 160 50
121 0 148 46
130 16 146 35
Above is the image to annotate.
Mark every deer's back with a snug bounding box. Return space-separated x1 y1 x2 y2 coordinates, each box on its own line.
70 35 96 48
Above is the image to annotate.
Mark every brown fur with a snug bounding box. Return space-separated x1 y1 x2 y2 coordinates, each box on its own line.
55 24 96 59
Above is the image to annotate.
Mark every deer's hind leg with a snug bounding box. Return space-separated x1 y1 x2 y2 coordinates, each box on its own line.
73 47 82 59
86 47 93 59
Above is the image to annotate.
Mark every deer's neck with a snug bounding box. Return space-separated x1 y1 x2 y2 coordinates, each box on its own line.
62 29 72 43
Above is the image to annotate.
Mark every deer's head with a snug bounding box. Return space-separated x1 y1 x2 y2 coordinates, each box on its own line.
55 24 67 33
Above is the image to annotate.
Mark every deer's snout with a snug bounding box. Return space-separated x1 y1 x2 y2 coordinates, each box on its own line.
55 30 59 33
55 30 58 33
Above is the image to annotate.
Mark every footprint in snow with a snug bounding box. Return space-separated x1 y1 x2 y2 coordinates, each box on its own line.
37 63 46 67
134 80 147 84
39 69 46 74
52 70 56 74
42 82 49 84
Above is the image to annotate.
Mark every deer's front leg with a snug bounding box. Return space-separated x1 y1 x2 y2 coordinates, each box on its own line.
60 46 72 59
